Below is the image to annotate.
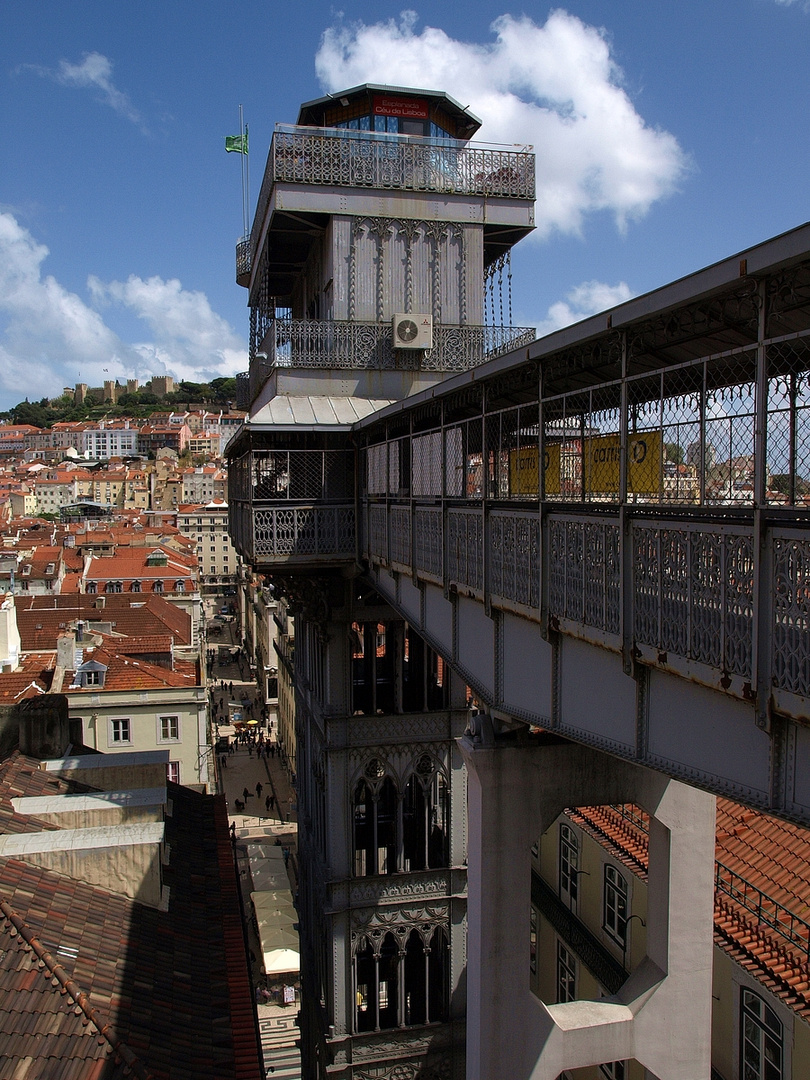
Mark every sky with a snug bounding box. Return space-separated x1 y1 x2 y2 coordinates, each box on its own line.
2 0 810 413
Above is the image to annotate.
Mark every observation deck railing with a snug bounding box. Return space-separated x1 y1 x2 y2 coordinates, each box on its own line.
241 320 535 409
250 125 535 261
228 447 356 566
359 328 810 720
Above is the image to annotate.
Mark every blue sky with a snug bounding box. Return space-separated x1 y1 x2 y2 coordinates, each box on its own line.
2 0 810 412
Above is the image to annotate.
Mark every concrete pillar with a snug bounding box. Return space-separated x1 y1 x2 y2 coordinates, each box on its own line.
460 735 716 1080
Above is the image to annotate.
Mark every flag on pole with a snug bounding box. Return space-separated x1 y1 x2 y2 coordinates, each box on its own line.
225 129 248 154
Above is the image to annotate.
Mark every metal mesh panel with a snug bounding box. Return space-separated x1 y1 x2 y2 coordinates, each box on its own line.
772 535 810 696
448 509 483 592
367 444 387 496
414 507 443 578
390 506 411 566
704 364 757 506
633 524 753 678
547 517 620 633
766 336 810 506
543 394 586 502
412 432 442 496
490 511 540 609
251 450 353 501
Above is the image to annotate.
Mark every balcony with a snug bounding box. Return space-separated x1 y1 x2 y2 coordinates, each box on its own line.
235 237 251 287
240 319 535 409
250 125 536 263
228 447 356 568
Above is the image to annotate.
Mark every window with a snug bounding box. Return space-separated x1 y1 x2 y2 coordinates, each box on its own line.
159 715 179 741
131 580 141 592
175 580 185 593
86 581 97 594
741 988 783 1080
166 761 180 784
603 864 628 946
153 580 163 594
556 940 577 1003
84 670 102 686
107 581 122 593
559 823 579 911
109 718 131 744
599 1063 625 1080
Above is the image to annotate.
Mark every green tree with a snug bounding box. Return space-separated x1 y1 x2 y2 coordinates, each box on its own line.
664 442 684 465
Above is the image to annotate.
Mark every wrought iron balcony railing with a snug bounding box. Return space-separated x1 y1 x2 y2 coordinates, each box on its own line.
250 125 535 259
230 501 355 566
228 448 356 566
235 237 251 286
263 318 534 371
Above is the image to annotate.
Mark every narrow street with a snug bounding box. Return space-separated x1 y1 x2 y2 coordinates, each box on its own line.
204 599 301 1080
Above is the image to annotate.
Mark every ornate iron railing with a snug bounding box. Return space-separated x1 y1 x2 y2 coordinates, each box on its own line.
258 318 535 374
249 127 535 259
272 125 535 197
235 237 250 284
362 501 810 705
235 372 250 410
231 502 355 563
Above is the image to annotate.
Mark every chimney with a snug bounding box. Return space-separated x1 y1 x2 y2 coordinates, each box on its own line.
56 631 76 672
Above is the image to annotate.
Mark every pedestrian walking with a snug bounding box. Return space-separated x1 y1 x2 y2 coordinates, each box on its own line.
269 795 274 810
243 787 250 802
256 782 263 799
265 795 271 813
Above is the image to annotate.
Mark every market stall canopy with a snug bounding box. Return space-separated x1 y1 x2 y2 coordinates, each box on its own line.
257 909 297 931
251 867 291 890
263 946 300 977
251 890 294 909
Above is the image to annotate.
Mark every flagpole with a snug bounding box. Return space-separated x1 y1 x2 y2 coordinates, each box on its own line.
239 104 249 240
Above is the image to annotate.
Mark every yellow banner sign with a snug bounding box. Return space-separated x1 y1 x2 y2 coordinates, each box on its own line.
585 431 662 493
508 431 662 496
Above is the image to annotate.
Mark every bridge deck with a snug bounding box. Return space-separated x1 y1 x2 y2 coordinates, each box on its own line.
353 223 810 824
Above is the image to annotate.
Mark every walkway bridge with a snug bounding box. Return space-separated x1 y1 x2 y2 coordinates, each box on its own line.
231 222 810 827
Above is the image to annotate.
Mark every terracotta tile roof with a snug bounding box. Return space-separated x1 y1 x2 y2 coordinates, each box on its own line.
68 647 198 692
568 800 810 1019
0 759 262 1079
0 673 48 703
16 595 192 648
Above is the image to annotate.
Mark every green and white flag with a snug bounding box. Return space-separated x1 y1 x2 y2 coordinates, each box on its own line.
225 129 248 154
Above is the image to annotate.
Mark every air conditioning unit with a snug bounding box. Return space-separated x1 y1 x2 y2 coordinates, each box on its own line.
392 313 433 350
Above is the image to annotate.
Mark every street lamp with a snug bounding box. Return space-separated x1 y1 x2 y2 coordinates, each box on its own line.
622 913 646 971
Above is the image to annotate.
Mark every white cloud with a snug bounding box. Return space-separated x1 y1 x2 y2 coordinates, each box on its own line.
316 10 690 238
89 274 247 381
30 51 144 128
535 279 634 337
0 212 246 406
